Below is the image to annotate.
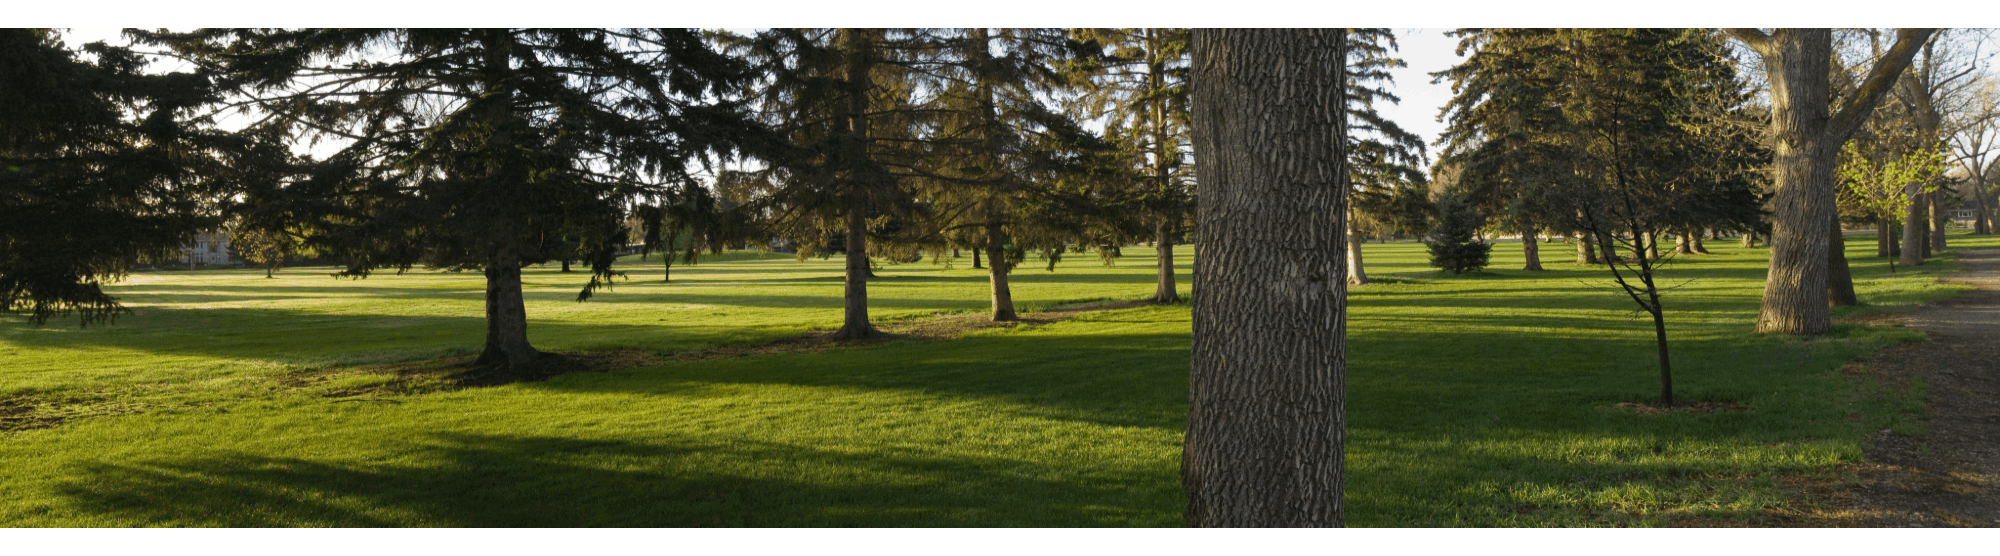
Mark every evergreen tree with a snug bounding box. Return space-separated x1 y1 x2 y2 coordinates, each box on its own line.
1070 28 1192 303
1436 28 1572 272
1425 192 1491 274
145 28 760 374
2 29 249 325
1344 28 1428 285
729 28 931 339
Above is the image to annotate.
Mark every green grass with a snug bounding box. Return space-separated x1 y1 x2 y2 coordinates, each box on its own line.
1 233 1994 526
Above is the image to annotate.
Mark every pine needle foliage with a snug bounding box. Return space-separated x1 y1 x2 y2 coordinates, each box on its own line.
1 29 251 326
141 28 763 369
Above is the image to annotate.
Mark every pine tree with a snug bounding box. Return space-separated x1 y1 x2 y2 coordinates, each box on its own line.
1070 28 1192 303
1344 29 1429 285
729 28 933 339
1425 192 1492 274
2 29 249 326
144 29 761 374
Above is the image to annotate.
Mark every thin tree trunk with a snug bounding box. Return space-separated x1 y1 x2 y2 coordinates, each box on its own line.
662 259 671 282
1348 210 1369 285
1156 219 1182 300
987 223 1016 321
833 209 874 339
1877 216 1893 258
971 246 983 269
1520 226 1543 271
265 261 275 279
1185 28 1347 528
1931 192 1948 252
1828 214 1857 307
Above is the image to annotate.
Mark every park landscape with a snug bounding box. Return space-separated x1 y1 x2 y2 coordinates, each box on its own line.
3 235 1995 527
8 27 2000 528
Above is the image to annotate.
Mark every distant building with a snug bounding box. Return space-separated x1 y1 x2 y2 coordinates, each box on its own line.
181 231 236 265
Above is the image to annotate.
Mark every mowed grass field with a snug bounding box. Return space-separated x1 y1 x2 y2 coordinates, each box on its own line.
2 233 1994 526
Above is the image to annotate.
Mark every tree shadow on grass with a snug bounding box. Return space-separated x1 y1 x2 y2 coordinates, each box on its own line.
53 432 1177 527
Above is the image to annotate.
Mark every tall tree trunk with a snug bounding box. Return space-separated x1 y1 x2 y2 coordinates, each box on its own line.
662 259 671 282
832 28 877 340
1749 32 1839 333
1902 185 1927 266
1347 210 1369 285
1186 28 1348 528
971 246 983 269
1729 28 1934 335
1578 233 1598 264
987 223 1017 321
1973 178 1993 234
1520 226 1543 271
1644 230 1660 260
1155 219 1182 301
1930 192 1948 252
834 209 874 339
560 259 571 273
472 30 539 371
1828 214 1857 307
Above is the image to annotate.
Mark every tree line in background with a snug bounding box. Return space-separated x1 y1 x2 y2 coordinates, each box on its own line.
5 27 1998 527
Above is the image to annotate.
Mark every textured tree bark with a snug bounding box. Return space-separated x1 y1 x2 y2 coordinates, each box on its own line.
1745 31 1838 334
1827 215 1858 307
834 209 875 339
1728 28 1934 335
1347 210 1369 285
476 245 540 368
1901 186 1927 266
1155 219 1182 301
1186 28 1348 528
1520 226 1543 271
986 223 1017 321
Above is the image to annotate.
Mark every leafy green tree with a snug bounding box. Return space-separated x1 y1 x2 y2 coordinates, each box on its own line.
146 28 760 373
229 224 293 278
1435 28 1574 272
1840 140 1946 272
1 29 247 326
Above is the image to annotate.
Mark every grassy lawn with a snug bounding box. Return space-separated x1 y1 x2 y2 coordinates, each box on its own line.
2 233 1994 526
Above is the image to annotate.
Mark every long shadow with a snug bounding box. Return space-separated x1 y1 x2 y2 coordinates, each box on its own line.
54 432 1176 527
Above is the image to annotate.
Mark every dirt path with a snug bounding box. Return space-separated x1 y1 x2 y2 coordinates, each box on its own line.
1817 248 2000 527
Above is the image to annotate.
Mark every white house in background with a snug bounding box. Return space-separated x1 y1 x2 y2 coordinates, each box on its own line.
181 231 235 265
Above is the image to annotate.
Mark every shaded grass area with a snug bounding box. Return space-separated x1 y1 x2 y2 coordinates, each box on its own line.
2 233 1995 526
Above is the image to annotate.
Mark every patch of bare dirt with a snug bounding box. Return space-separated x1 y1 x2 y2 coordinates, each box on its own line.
1783 247 2000 528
